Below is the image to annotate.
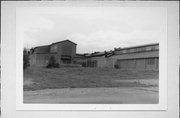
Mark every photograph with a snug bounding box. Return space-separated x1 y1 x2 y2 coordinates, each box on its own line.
2 1 179 117
16 7 166 104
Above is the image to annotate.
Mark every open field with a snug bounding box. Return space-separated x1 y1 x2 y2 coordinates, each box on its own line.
23 66 158 104
24 66 158 91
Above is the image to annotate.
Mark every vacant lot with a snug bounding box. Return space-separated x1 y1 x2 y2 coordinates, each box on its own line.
24 66 158 91
23 66 158 104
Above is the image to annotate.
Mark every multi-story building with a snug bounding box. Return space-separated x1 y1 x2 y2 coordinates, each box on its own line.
30 40 77 66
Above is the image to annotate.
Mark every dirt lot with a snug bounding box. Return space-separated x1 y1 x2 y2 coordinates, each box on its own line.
23 66 159 104
24 87 158 104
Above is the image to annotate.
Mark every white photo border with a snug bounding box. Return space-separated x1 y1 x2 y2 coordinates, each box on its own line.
15 2 168 111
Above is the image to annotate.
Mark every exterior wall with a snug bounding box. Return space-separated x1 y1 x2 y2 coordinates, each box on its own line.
96 57 114 68
116 58 159 70
35 54 49 66
82 51 159 70
113 50 159 60
30 53 57 67
61 41 76 57
135 59 146 70
69 49 159 71
50 41 76 64
145 58 159 70
29 54 36 66
115 44 159 55
50 44 58 53
82 56 114 68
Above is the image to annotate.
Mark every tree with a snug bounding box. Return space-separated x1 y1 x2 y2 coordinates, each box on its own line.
46 56 59 68
23 48 30 69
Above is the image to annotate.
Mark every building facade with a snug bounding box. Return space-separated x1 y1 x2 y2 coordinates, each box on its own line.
29 40 159 70
30 40 77 66
113 43 159 70
75 43 159 70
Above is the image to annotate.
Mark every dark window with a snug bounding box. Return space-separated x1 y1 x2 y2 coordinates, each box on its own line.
147 58 155 65
126 49 130 53
150 46 156 51
61 55 71 64
62 59 71 64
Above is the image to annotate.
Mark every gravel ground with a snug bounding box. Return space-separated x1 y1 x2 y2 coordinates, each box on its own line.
24 87 158 104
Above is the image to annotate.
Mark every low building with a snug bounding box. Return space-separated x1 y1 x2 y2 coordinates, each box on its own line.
76 43 159 70
112 43 159 70
30 40 77 66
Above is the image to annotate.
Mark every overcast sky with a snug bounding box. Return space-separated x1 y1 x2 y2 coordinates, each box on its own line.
17 7 166 53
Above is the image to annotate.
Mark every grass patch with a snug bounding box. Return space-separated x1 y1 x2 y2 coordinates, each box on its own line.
24 66 159 91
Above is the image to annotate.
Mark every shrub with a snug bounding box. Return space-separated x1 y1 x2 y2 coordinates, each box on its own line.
23 49 30 69
114 64 119 69
54 63 60 68
46 56 59 68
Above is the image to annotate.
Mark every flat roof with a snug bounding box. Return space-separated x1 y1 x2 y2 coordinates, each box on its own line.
34 45 50 50
116 43 159 51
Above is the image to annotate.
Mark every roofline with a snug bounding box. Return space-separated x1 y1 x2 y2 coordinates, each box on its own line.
114 49 159 56
117 43 159 51
50 39 77 46
33 40 77 49
33 45 50 49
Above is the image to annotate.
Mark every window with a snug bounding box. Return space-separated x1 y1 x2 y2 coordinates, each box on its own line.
129 49 135 53
126 49 130 53
150 46 156 50
122 50 127 53
147 58 155 65
141 47 146 51
155 45 159 50
146 46 152 51
136 48 142 52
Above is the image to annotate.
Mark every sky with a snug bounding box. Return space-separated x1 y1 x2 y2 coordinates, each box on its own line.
16 7 167 53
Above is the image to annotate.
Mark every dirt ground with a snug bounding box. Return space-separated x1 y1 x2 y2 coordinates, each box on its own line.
24 87 158 104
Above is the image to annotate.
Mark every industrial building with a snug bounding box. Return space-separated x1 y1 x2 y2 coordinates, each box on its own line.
29 39 159 70
75 43 159 70
29 40 76 66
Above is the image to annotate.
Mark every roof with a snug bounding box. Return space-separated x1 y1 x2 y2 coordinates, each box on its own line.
85 51 115 58
32 40 76 54
51 39 77 46
112 51 159 59
33 45 50 54
116 43 159 51
33 45 50 50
